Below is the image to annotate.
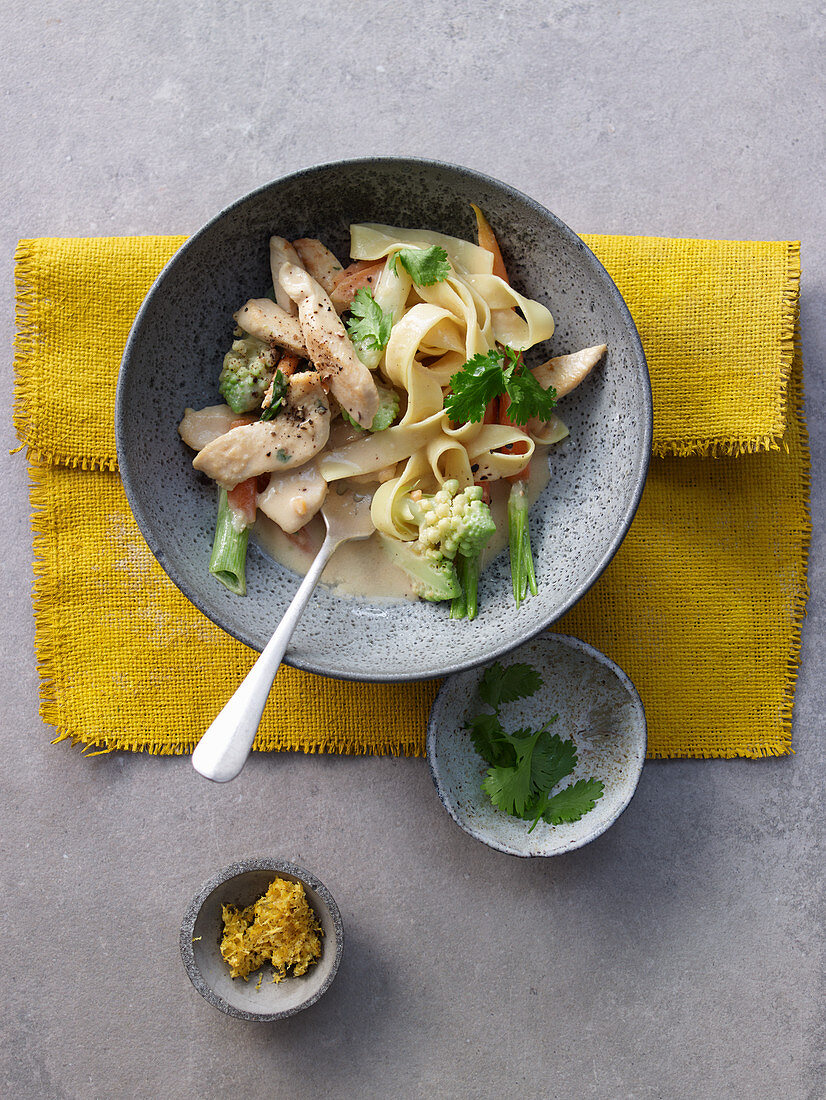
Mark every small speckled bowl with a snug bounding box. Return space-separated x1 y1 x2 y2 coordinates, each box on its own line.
427 634 646 857
117 157 651 681
179 859 343 1021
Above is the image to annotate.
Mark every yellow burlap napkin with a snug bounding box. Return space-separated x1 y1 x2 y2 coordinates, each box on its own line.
13 235 808 758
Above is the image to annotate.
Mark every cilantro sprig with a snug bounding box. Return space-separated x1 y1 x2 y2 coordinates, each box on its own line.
345 288 394 351
390 245 451 286
467 661 604 832
444 346 557 426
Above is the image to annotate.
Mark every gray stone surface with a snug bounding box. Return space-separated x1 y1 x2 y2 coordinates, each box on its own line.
1 2 823 1098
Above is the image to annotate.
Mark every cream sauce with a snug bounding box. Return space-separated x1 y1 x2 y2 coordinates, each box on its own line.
252 446 551 601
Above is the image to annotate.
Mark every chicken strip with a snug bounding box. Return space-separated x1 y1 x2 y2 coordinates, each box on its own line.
234 299 308 357
192 372 330 489
531 345 606 398
269 236 303 315
278 262 379 429
178 404 246 451
257 460 328 533
293 238 344 295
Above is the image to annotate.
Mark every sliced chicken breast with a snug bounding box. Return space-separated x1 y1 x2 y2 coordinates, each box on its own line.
234 299 308 357
269 237 303 315
293 238 344 295
192 372 330 489
178 404 245 451
278 262 379 429
531 345 607 398
257 460 328 533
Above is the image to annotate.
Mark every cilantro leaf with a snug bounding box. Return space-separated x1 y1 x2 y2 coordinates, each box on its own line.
443 352 506 424
465 712 514 768
541 778 605 825
345 288 393 351
482 727 553 818
391 246 451 286
479 661 543 709
483 760 533 819
503 363 557 425
529 730 575 796
443 346 557 426
467 659 605 832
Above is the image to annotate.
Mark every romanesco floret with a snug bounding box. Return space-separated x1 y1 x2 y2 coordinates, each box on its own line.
401 480 496 562
381 479 497 606
219 336 276 414
341 383 400 433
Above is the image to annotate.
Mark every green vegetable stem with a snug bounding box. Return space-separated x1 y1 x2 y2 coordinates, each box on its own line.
209 488 250 596
382 480 495 609
507 482 538 608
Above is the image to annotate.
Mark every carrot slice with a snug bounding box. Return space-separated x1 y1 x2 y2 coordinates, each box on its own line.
277 353 300 378
499 392 531 483
226 477 258 527
330 260 386 311
285 525 316 555
471 204 509 281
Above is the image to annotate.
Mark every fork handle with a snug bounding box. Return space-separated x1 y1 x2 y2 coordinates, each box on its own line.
192 533 340 782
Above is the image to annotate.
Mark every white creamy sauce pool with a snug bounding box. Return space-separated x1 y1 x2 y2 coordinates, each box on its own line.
252 446 551 601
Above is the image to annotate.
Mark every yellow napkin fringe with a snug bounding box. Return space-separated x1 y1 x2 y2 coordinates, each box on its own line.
774 342 810 755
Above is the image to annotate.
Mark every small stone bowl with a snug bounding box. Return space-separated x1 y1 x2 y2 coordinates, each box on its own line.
427 634 647 857
180 859 343 1021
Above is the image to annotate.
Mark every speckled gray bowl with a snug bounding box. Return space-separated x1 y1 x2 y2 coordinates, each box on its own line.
116 158 651 681
180 859 343 1021
427 634 647 857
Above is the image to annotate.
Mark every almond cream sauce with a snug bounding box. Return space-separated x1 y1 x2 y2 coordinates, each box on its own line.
252 447 551 601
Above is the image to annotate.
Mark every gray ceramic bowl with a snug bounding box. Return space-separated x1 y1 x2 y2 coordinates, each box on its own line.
116 158 651 681
427 634 647 857
180 859 343 1021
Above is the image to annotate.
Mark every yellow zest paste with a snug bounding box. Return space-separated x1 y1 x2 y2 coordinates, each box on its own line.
220 877 322 982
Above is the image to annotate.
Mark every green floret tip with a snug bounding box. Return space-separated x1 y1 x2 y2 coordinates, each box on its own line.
456 496 497 558
341 383 400 432
219 336 276 414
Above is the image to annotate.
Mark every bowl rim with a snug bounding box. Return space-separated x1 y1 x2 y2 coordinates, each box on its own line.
425 632 647 857
116 157 652 682
179 857 344 1021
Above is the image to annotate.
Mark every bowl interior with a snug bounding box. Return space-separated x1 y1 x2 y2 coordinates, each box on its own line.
180 861 343 1020
117 158 650 681
427 634 647 857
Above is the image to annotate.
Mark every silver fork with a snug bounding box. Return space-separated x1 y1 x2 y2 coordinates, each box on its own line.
192 489 374 782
